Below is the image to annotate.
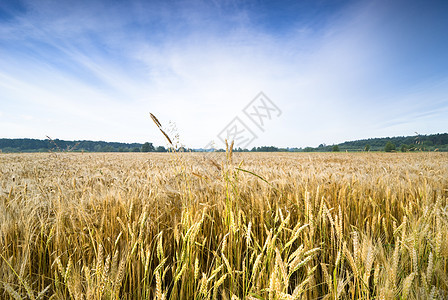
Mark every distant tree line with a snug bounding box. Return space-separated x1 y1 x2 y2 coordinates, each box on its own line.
1 133 447 153
297 133 448 152
336 133 448 152
250 146 287 152
0 139 168 153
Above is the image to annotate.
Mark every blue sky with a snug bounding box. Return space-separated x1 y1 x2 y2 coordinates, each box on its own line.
1 0 447 148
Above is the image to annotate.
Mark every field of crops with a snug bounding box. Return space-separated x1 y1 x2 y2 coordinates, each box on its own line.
1 152 447 299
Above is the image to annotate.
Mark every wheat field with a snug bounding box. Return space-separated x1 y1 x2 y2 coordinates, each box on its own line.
0 152 447 299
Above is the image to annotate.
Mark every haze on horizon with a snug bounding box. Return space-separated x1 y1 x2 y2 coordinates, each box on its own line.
1 0 447 149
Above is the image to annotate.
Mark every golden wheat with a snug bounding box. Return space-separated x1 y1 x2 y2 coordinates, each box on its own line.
0 152 447 299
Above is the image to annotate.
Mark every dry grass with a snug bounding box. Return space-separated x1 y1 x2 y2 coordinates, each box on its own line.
1 151 447 299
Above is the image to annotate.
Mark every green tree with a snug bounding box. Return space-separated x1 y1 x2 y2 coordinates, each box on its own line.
332 145 340 152
384 142 396 152
132 147 141 152
400 144 408 152
156 146 166 152
102 145 115 152
141 142 154 152
365 144 371 151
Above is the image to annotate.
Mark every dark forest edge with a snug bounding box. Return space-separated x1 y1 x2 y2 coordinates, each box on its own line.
0 133 447 153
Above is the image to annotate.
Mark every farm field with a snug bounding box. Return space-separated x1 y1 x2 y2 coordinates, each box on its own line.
1 152 448 299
